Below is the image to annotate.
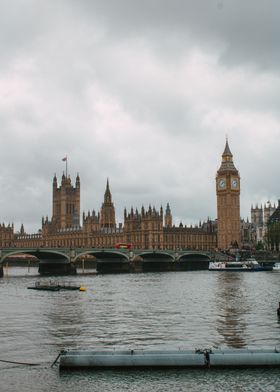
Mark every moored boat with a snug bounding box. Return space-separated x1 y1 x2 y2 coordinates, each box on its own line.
28 283 60 291
28 281 86 291
209 258 272 272
273 263 280 271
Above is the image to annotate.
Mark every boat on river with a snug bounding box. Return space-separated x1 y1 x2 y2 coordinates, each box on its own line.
28 281 86 291
209 257 272 272
273 263 280 272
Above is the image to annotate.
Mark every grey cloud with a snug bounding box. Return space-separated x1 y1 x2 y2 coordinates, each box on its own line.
67 0 280 69
0 0 279 233
2 1 280 71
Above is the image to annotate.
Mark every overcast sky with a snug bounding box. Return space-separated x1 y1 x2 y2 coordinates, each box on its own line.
1 0 280 233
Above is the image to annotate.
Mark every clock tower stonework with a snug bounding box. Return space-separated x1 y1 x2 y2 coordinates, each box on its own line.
216 140 241 250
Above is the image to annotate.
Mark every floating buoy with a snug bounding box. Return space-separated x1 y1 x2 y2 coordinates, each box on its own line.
79 287 87 291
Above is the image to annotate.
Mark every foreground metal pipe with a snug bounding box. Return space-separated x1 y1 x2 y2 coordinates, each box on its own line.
58 348 280 369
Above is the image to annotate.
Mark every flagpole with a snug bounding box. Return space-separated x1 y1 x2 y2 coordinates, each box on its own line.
62 156 68 177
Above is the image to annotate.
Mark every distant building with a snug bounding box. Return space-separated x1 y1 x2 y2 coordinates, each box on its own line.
251 202 276 246
0 223 14 247
240 219 255 250
267 200 280 251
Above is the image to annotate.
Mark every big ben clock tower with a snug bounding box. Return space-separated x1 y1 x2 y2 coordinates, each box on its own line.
216 139 241 250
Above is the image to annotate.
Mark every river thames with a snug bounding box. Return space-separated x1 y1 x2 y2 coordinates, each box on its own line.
1 267 280 391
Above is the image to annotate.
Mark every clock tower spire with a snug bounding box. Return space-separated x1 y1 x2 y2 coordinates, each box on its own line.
216 139 241 250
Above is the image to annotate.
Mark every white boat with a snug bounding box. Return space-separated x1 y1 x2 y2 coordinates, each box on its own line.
273 263 280 271
209 261 248 271
209 258 271 272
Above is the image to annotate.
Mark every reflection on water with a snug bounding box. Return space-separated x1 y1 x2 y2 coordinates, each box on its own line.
214 272 249 348
46 293 86 347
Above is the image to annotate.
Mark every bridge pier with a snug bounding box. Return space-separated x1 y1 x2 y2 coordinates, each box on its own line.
38 260 77 276
96 259 130 274
130 257 143 273
0 264 3 277
38 249 77 276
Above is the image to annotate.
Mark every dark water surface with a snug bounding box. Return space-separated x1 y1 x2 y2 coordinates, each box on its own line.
1 267 280 391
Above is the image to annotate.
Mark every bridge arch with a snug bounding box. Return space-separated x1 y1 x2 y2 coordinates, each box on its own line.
80 250 131 274
74 250 129 262
136 251 175 262
177 252 210 270
0 248 74 275
133 251 175 272
1 249 70 263
178 252 211 261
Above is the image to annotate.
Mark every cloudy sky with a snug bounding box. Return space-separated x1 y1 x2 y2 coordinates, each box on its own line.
0 0 280 233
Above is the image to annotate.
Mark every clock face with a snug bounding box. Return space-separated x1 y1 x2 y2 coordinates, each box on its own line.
231 179 238 188
218 179 225 189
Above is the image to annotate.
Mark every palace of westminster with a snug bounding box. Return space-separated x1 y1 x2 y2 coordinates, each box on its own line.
0 141 279 251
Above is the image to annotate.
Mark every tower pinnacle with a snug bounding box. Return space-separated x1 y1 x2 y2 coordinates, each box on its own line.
218 138 238 173
100 178 116 228
104 178 112 203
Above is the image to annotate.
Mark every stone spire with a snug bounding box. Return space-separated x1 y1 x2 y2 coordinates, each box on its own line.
218 138 238 173
53 173 57 189
222 137 233 158
165 202 172 227
104 178 112 203
100 178 116 228
76 173 80 188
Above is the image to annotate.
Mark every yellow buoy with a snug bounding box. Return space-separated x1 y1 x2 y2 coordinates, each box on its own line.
79 287 87 291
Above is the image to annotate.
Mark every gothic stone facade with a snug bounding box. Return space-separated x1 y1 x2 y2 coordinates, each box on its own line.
216 140 241 250
1 176 217 251
251 202 277 244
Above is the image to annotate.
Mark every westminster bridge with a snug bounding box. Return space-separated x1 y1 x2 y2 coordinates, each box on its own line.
0 247 213 276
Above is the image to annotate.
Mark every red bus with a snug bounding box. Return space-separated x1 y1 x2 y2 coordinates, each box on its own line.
115 243 133 250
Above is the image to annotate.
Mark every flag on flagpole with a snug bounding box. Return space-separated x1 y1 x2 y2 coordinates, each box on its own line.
62 156 68 177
